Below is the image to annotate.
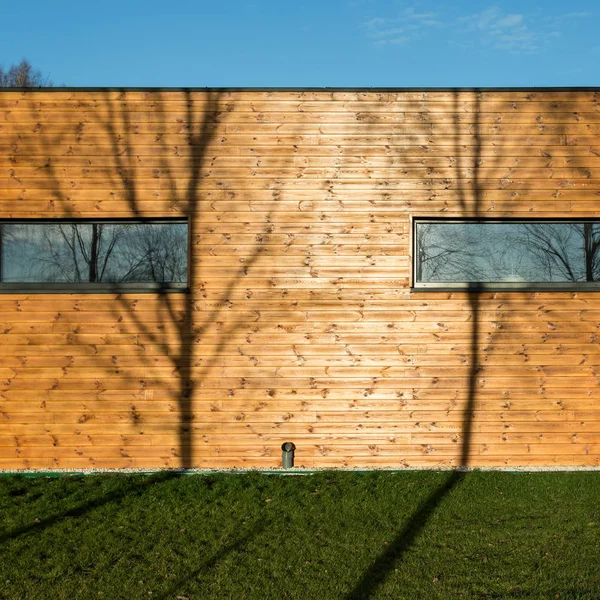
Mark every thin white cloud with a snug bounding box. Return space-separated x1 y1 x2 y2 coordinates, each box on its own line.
363 16 387 30
544 11 594 21
363 7 442 46
363 4 593 54
458 7 538 52
496 14 523 28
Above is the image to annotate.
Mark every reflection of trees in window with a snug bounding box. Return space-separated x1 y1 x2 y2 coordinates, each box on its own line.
111 224 188 283
415 221 600 284
40 223 128 282
1 222 188 284
417 223 528 283
416 223 485 282
519 223 600 282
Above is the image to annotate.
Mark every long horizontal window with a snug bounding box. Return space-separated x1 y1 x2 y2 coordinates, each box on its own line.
0 220 188 292
414 219 600 290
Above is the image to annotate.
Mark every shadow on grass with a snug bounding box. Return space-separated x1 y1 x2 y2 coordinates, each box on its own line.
155 521 265 600
0 472 178 544
346 470 463 600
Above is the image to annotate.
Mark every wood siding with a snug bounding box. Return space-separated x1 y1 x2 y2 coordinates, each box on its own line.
1 89 600 469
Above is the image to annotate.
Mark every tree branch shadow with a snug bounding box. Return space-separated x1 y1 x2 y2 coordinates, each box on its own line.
12 89 304 472
99 89 224 469
96 90 284 469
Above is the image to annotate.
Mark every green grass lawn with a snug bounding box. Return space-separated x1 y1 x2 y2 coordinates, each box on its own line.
1 470 599 599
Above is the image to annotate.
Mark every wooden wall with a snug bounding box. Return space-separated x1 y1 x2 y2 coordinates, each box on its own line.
1 88 600 469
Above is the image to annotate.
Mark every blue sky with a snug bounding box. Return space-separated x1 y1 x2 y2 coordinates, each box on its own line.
2 0 599 87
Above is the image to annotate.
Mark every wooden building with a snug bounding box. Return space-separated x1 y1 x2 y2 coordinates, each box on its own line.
2 87 600 470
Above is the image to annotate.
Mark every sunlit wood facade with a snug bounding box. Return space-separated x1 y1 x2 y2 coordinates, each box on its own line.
2 88 600 469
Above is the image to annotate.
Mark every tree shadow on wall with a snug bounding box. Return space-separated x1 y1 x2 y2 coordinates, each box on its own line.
19 89 296 470
345 89 498 600
98 89 285 469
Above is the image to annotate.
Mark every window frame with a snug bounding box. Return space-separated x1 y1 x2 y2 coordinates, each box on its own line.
0 217 189 294
411 216 600 292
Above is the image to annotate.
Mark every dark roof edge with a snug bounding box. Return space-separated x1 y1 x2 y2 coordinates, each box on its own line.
2 86 600 92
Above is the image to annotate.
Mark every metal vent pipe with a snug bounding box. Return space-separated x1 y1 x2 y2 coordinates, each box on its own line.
281 442 296 468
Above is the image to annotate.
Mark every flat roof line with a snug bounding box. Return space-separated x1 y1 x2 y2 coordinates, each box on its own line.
1 86 600 93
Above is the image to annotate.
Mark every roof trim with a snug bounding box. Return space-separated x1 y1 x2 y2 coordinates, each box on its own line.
2 86 600 93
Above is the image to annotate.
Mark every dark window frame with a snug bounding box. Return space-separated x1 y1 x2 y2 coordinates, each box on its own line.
0 217 189 294
411 217 600 292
